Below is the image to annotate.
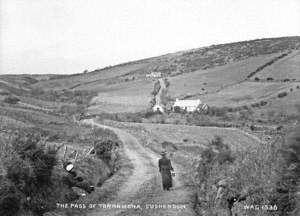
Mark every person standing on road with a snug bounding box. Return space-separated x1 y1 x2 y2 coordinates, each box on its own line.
158 151 174 191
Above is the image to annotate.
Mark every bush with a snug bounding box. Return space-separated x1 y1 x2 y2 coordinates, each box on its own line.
242 105 249 110
93 128 121 171
3 96 20 104
208 107 227 117
59 104 85 115
273 124 300 214
192 134 281 215
0 176 21 216
0 91 10 96
192 136 235 194
0 129 60 215
278 92 288 98
254 77 260 81
260 100 268 106
173 106 182 113
94 139 117 166
266 77 274 81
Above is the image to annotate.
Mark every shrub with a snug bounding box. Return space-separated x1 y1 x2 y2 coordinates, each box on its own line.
260 100 268 106
0 129 60 215
30 87 45 96
192 136 235 193
242 105 249 110
208 107 227 117
94 139 117 165
173 106 181 113
193 133 286 215
0 179 20 216
266 77 274 81
273 124 300 214
0 91 10 96
3 96 20 104
250 124 256 131
251 103 259 108
278 92 288 98
93 128 121 170
254 77 260 81
228 107 237 112
59 104 85 115
239 110 251 120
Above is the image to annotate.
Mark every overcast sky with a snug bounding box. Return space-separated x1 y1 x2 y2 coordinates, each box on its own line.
1 0 300 75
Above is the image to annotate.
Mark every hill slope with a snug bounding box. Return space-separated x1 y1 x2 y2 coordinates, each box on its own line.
1 36 300 114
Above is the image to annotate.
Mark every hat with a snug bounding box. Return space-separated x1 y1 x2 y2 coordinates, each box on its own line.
65 163 74 172
160 151 167 156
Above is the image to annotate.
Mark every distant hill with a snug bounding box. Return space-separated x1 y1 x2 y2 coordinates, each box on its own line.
1 36 300 113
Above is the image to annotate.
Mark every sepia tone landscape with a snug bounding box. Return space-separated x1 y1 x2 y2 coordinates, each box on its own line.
1 36 300 216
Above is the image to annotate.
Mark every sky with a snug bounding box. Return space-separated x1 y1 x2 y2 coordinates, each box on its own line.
1 0 300 75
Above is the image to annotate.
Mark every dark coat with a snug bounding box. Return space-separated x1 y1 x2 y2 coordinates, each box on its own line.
62 171 93 193
158 157 174 190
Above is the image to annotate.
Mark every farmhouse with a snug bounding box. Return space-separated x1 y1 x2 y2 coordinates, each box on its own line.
152 104 164 113
146 72 162 78
172 98 202 112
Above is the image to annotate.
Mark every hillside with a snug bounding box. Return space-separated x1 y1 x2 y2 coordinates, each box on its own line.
1 36 300 115
1 36 300 216
33 36 300 90
18 36 296 113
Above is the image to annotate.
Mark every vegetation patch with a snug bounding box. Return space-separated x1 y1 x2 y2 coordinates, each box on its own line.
277 91 288 98
3 96 20 105
192 126 299 216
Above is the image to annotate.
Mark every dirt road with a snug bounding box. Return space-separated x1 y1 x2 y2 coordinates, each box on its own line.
83 119 195 216
156 78 165 106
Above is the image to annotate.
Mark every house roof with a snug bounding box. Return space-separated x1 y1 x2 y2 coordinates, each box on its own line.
173 99 202 107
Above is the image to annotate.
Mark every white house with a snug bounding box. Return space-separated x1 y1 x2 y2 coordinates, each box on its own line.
152 104 164 113
172 98 202 112
146 72 162 78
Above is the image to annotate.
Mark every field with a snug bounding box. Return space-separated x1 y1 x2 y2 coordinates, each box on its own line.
106 121 261 156
252 50 300 81
87 79 154 113
200 81 298 106
168 53 280 98
32 62 152 90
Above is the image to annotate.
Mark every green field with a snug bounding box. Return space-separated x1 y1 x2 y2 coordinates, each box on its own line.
252 50 300 81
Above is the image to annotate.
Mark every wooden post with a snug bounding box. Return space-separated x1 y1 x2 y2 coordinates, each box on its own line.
63 145 67 159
